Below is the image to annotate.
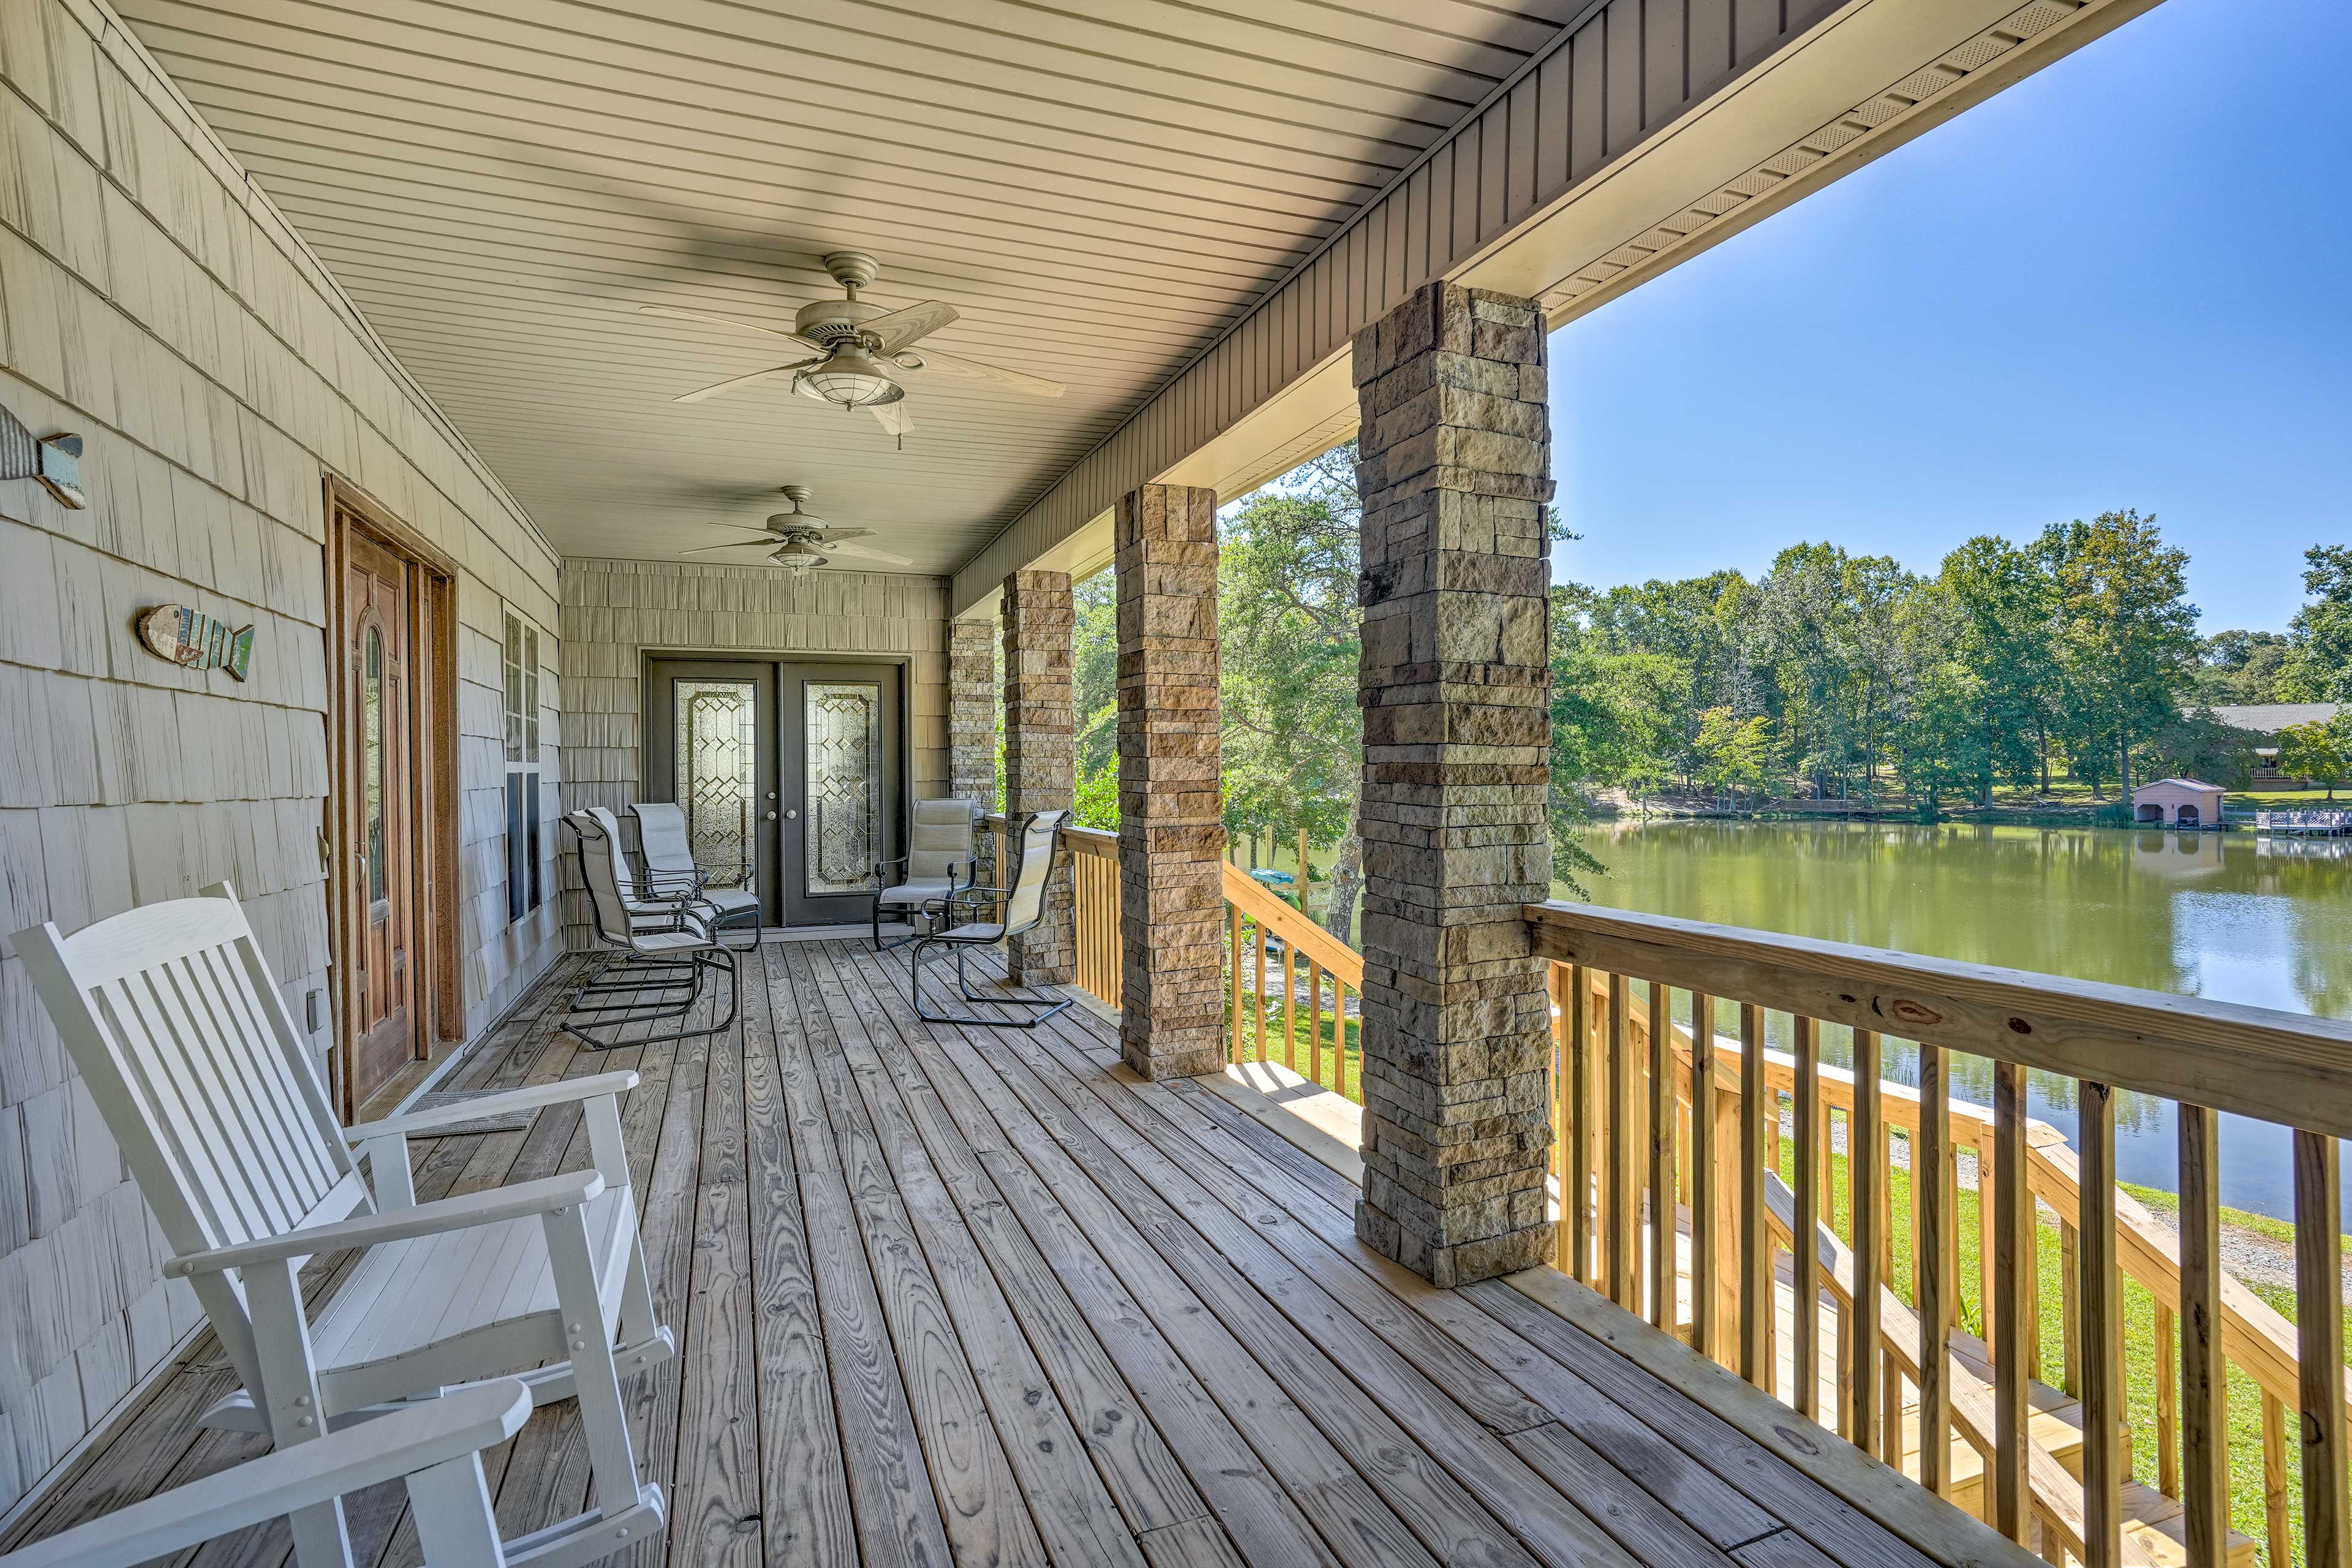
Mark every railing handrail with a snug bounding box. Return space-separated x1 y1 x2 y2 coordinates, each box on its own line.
1223 862 1362 986
1527 899 2352 1141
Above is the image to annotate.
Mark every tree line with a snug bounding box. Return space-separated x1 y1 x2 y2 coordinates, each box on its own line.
1061 441 2351 932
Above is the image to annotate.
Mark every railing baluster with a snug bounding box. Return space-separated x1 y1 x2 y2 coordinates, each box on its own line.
1306 959 1324 1088
1335 982 1348 1100
1690 990 1719 1359
2264 1389 2290 1568
1549 963 1569 1272
2296 1127 2350 1566
1919 1040 1951 1498
1992 1060 2032 1548
1648 980 1675 1333
1282 933 1297 1072
1228 903 1243 1065
2154 1302 2177 1498
1977 1121 1997 1363
1740 1001 1770 1391
2060 1218 2081 1398
1793 1015 1820 1423
1567 965 1594 1285
1253 920 1268 1064
2178 1102 2228 1568
1849 1028 1882 1456
1607 973 1639 1311
2078 1080 2122 1568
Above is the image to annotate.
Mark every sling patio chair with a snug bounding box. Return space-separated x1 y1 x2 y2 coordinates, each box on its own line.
872 794 980 950
905 808 1074 1028
563 808 739 1049
627 799 762 948
11 884 673 1568
0 1379 545 1568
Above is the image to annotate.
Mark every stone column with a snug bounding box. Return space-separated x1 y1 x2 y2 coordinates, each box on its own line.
1351 280 1555 1289
948 617 998 885
1001 569 1076 986
1115 484 1227 1080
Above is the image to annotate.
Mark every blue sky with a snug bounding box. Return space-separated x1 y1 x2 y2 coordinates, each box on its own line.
1549 0 2351 635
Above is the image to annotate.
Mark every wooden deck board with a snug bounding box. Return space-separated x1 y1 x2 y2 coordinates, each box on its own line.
4 941 2024 1568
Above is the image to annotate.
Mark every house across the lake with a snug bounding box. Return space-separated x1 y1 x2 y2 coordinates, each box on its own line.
2212 702 2347 789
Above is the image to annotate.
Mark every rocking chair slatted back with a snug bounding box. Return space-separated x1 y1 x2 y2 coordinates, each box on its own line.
1001 811 1067 935
12 884 359 1267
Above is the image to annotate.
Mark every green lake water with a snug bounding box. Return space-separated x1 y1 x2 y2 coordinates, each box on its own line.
1558 821 2352 1224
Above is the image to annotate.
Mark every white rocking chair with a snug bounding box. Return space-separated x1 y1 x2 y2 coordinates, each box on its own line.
11 884 673 1568
0 1379 538 1568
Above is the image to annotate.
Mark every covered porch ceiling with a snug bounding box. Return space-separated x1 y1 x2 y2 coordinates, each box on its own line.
113 0 2159 587
113 0 1588 571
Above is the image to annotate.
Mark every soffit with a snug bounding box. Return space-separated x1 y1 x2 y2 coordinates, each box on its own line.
115 0 1591 571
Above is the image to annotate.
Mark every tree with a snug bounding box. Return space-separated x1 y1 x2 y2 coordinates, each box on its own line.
2038 511 2199 799
1216 448 1366 941
1694 709 1776 808
2278 546 2352 703
2276 717 2351 800
1938 536 2059 793
2195 629 2291 705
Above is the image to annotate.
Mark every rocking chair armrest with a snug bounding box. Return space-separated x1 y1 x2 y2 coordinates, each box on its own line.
0 1380 535 1568
164 1172 605 1278
343 1071 643 1144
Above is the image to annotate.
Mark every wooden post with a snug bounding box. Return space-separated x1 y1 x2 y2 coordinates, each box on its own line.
1739 1003 1770 1391
1793 1015 1820 1423
1992 1060 2032 1548
1918 1041 1950 1498
2296 1128 2350 1568
2077 1080 2121 1568
2178 1102 2228 1568
1648 981 1675 1332
1849 1028 1882 1457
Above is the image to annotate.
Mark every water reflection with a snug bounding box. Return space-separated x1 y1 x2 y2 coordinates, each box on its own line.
1563 821 2352 1223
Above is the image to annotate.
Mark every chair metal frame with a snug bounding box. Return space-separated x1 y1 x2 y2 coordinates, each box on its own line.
872 796 981 952
563 809 739 1050
906 809 1073 1028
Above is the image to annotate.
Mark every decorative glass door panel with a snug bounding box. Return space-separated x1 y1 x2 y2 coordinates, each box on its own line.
804 680 883 897
675 679 759 891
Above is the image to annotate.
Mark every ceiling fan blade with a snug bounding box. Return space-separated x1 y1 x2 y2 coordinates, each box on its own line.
678 539 781 556
808 527 875 542
673 361 818 404
638 304 822 355
870 401 914 439
822 539 916 567
862 300 958 355
895 347 1064 399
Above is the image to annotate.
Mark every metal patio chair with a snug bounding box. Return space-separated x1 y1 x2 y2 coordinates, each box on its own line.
628 799 762 948
873 795 980 950
906 809 1073 1028
10 886 672 1568
563 809 740 1049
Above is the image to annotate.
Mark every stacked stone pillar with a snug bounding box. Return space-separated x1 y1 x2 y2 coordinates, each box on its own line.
1351 280 1555 1288
1001 569 1076 986
948 617 998 884
1114 484 1227 1080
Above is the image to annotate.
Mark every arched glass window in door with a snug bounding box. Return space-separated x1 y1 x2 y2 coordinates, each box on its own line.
363 624 386 904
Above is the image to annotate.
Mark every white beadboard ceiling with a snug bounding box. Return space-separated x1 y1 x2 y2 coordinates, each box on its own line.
113 0 1594 572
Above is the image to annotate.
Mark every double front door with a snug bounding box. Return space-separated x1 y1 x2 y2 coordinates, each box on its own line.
645 660 904 927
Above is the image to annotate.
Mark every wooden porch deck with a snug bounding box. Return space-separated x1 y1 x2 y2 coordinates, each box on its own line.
2 940 2015 1568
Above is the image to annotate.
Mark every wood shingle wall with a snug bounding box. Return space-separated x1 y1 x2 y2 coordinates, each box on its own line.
0 0 564 1516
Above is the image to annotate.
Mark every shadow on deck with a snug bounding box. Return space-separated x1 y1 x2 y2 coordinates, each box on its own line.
2 940 2027 1568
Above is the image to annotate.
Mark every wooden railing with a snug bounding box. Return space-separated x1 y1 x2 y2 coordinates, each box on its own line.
1531 900 2352 1568
1066 823 1120 1009
1221 861 1360 1098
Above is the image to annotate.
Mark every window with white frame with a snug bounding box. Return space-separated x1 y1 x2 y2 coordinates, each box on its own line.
503 607 543 922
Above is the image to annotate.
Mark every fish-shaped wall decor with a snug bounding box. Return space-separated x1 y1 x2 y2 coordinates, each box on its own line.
137 605 255 682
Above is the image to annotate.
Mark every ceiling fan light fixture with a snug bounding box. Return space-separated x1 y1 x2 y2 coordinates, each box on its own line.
771 545 828 571
794 347 902 409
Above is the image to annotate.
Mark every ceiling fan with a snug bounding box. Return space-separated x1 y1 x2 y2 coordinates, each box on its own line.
680 485 913 573
640 251 1065 443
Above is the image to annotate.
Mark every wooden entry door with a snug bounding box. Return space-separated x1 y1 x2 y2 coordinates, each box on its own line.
342 531 420 1107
